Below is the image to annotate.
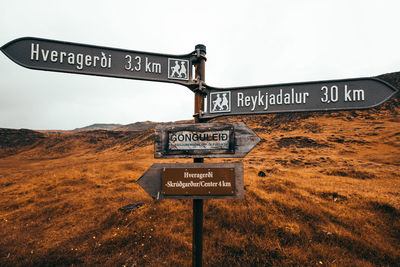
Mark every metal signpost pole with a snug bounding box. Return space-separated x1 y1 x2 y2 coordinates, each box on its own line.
193 44 206 267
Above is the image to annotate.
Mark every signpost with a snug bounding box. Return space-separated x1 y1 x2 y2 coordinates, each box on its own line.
192 44 206 267
2 37 399 267
154 122 260 158
137 163 244 200
1 37 196 87
201 78 398 118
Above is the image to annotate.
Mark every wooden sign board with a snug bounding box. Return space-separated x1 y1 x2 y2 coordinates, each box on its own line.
162 167 235 196
154 122 260 158
137 163 244 200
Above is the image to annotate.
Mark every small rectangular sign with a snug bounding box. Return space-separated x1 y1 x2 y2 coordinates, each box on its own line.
154 122 260 158
137 162 244 199
162 167 235 196
155 123 235 157
168 130 231 151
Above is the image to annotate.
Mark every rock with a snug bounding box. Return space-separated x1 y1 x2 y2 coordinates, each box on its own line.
258 171 266 177
118 202 144 213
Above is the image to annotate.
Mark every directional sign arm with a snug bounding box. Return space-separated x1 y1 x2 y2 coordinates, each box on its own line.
154 122 260 158
200 77 398 118
1 37 197 87
137 163 244 200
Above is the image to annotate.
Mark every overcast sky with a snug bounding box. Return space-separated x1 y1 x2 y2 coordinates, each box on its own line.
1 0 399 130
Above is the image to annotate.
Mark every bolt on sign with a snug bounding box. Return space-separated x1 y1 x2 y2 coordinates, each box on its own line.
201 78 398 119
1 37 196 86
154 122 260 158
137 163 244 200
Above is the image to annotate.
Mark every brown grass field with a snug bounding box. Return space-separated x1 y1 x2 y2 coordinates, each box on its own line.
0 73 399 266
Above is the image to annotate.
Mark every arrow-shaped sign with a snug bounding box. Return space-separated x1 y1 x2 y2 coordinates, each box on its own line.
201 77 398 119
137 163 244 199
154 122 261 158
1 37 197 87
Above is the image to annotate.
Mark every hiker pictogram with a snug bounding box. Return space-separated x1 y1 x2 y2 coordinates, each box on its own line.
210 91 231 113
168 58 189 80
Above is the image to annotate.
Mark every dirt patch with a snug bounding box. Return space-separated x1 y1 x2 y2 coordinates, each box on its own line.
277 136 329 149
327 136 369 145
368 201 400 218
323 168 376 180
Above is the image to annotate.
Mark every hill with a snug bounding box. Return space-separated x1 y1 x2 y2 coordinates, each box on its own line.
74 124 123 131
0 72 399 266
74 120 193 132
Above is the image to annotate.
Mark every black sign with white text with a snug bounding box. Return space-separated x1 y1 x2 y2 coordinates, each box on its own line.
201 78 398 118
1 37 195 86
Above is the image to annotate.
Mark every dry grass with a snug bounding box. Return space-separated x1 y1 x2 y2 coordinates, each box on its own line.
0 97 399 266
